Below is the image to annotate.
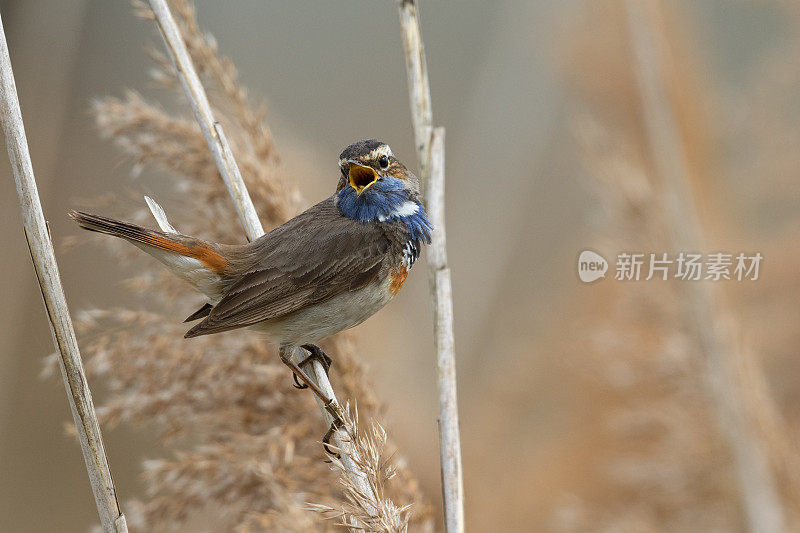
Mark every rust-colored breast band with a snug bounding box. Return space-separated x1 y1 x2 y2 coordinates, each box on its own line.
389 266 408 296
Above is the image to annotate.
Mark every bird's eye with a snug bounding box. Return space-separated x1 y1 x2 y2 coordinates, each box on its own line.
379 155 389 169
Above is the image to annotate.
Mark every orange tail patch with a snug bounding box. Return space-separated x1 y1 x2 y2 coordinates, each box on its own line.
141 234 229 274
70 210 229 274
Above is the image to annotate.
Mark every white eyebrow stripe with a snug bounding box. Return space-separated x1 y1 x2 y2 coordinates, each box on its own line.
367 145 393 160
378 200 419 221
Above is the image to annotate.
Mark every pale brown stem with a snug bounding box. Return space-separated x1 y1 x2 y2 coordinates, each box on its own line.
397 2 465 532
148 0 263 242
0 9 127 533
426 128 465 532
398 0 433 178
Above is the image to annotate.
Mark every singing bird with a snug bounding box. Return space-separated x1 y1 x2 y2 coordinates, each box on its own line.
70 139 432 446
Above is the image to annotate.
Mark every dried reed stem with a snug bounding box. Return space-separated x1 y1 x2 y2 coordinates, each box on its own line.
147 0 263 241
425 128 464 532
624 1 785 531
0 11 128 533
397 2 465 532
146 0 378 513
398 0 433 179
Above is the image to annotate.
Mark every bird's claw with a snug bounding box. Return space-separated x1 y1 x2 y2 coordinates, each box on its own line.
300 344 333 376
322 417 345 458
288 345 330 390
292 372 308 389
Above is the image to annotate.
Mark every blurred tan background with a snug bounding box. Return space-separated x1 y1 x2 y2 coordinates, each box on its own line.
1 0 799 531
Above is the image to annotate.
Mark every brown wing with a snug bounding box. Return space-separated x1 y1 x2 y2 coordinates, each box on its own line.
184 197 389 337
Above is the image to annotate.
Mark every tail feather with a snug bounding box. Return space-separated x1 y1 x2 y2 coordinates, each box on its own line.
69 209 232 311
69 210 229 274
70 210 172 246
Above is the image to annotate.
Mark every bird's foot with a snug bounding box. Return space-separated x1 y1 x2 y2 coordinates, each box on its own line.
292 344 333 388
300 344 333 374
279 345 345 457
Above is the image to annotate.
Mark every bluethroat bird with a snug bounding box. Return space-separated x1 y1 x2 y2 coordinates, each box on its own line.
70 139 432 452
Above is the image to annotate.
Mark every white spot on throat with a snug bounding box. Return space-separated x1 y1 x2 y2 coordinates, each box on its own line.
378 200 419 222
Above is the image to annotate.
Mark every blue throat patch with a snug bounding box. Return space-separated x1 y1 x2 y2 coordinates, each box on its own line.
336 176 433 244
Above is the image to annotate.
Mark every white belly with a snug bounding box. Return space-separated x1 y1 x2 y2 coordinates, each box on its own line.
251 275 395 345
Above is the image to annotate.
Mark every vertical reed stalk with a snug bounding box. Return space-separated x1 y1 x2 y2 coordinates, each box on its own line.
397 2 465 531
0 10 127 533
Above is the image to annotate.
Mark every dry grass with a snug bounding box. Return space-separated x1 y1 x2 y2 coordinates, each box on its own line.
56 0 433 530
310 408 412 532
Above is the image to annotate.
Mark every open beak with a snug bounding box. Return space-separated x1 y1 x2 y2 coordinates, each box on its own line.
348 161 379 195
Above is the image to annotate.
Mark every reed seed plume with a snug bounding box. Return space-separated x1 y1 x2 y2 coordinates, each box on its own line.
62 0 433 529
309 407 418 533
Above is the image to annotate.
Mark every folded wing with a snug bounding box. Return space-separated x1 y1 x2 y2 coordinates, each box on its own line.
184 197 388 337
